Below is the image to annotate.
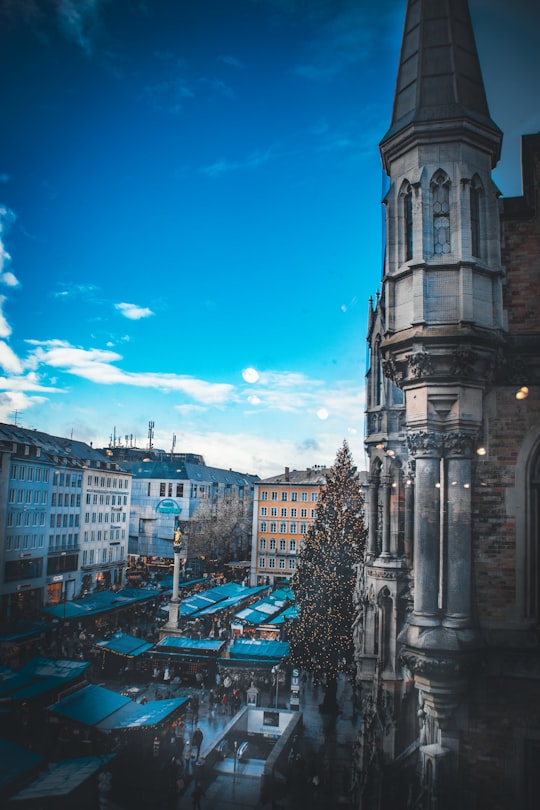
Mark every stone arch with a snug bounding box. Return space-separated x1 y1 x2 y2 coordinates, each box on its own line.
515 426 540 624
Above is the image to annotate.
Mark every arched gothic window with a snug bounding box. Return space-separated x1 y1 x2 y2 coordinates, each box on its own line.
431 170 451 255
375 334 382 406
470 174 483 258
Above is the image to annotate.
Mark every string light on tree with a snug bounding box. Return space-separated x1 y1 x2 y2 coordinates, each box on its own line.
288 440 367 714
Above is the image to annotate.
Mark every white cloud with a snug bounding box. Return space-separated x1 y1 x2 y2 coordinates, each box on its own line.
0 341 23 374
29 341 234 404
0 271 20 287
0 391 48 421
56 0 108 55
115 302 154 320
0 296 12 338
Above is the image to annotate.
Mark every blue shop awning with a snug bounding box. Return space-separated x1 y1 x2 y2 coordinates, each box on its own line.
8 755 115 801
0 739 44 792
97 697 188 731
226 638 289 661
94 632 153 658
50 684 131 726
41 588 162 621
155 636 226 655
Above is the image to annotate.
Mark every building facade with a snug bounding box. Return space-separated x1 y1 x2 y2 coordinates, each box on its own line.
353 1 540 808
104 447 259 568
249 467 327 586
0 424 131 626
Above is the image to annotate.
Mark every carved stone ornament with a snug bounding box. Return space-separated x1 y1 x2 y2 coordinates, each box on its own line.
407 431 445 457
450 346 478 377
400 651 464 678
382 357 402 384
407 430 478 458
406 351 433 379
444 430 478 456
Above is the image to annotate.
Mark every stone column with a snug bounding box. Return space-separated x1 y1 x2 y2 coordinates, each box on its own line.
404 462 415 567
381 476 392 557
164 529 183 631
367 472 380 558
408 433 442 627
444 435 474 628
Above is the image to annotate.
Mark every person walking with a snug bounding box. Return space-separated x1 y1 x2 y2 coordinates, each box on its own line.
192 781 204 810
192 726 204 760
183 737 192 774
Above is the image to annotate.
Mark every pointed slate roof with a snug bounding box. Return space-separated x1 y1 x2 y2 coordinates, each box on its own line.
381 0 501 165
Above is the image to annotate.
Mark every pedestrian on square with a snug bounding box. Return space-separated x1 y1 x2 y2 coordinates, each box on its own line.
192 781 204 809
192 726 203 759
183 737 192 773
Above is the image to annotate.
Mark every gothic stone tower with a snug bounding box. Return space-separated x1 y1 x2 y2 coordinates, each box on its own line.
354 1 540 808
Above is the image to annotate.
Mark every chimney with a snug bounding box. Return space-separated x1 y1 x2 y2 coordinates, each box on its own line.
285 467 290 481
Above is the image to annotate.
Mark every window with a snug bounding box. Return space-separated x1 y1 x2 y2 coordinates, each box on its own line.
290 522 297 534
259 556 266 568
269 557 275 569
270 522 277 533
291 492 298 502
160 483 166 497
301 508 307 518
176 483 184 497
281 491 288 501
300 523 307 534
290 508 297 517
147 482 151 496
260 490 268 501
301 492 308 502
279 539 286 551
260 507 268 516
270 507 277 517
311 509 317 518
281 508 287 517
403 181 413 261
279 558 285 569
288 558 296 569
259 537 266 550
168 483 172 497
260 521 267 532
431 169 451 255
280 522 287 533
470 175 483 258
311 492 318 502
271 491 278 501
270 538 276 550
289 539 296 552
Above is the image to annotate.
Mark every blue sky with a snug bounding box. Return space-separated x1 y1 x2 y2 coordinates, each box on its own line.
0 0 538 478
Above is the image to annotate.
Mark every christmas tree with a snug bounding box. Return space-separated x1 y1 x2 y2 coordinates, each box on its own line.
289 440 366 713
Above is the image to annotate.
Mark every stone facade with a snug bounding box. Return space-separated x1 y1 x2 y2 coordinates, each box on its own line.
353 1 540 808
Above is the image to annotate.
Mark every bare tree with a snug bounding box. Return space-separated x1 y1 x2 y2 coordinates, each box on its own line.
187 492 253 566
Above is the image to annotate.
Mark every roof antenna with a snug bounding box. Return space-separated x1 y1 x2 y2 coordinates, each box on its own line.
148 421 154 450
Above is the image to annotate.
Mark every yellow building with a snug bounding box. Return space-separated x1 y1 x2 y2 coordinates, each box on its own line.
249 467 327 586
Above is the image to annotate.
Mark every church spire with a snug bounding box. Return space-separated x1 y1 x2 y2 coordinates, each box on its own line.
380 0 501 170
